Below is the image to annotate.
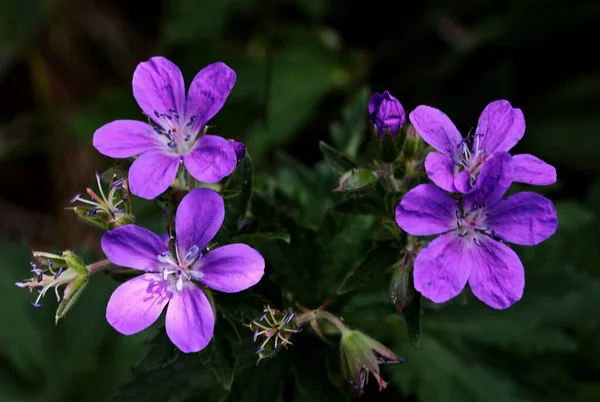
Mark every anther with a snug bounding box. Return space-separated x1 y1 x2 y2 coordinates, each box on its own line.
473 237 483 247
30 302 43 308
167 141 177 149
168 108 179 118
54 267 63 279
184 245 200 262
154 110 161 118
70 193 81 204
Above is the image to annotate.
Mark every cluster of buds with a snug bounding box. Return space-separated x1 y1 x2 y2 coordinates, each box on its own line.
15 250 94 324
340 330 406 395
67 172 134 230
246 305 302 363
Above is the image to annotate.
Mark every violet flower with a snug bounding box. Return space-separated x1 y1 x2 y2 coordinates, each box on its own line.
410 100 556 193
368 90 406 137
395 153 557 309
93 56 238 199
101 188 265 353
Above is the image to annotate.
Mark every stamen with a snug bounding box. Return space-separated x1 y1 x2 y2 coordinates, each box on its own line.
55 286 61 302
473 237 483 247
111 178 124 190
70 193 81 204
167 141 177 149
30 301 43 308
54 267 63 279
184 245 200 263
186 116 196 127
184 134 191 141
154 110 161 118
168 108 179 118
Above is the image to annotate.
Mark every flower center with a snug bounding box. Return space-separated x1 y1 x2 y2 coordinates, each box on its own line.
451 133 490 185
156 243 204 292
151 109 199 155
455 203 492 246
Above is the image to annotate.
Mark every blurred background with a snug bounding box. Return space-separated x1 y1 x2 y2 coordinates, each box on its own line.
1 0 599 401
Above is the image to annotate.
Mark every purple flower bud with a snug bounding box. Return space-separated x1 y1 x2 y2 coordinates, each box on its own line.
230 140 246 161
368 90 406 137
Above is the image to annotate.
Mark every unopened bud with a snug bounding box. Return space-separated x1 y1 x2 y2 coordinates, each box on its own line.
340 330 406 395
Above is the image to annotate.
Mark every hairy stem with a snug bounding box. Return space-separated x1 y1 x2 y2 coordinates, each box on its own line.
87 259 112 274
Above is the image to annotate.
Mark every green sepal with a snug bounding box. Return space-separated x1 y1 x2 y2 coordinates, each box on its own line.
62 251 89 275
334 168 378 194
379 130 399 163
55 275 88 325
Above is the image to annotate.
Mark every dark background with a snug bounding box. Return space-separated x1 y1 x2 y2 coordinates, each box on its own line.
0 0 599 401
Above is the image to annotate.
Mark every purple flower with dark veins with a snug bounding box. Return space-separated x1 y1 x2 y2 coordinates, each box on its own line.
93 56 238 199
395 153 558 309
410 100 557 193
101 188 265 353
368 90 406 137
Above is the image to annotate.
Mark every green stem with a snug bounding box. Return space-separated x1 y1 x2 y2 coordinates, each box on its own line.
186 170 196 191
315 310 350 334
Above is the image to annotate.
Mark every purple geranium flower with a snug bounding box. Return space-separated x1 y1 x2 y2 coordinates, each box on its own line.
395 153 557 309
101 188 265 353
410 100 556 193
93 56 238 199
368 90 406 137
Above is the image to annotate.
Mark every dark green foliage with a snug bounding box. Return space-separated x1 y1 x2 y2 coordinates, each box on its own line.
1 0 600 401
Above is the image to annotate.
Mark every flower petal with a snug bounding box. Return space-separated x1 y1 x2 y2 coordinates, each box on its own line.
413 233 471 303
175 188 224 253
93 120 159 158
395 184 457 236
487 192 558 245
453 169 472 194
424 152 457 192
101 224 166 271
409 105 462 154
464 152 513 208
197 244 265 293
106 274 170 335
183 135 236 183
476 100 525 154
128 151 180 200
166 285 214 353
511 154 557 186
132 56 186 125
468 236 524 309
185 62 236 131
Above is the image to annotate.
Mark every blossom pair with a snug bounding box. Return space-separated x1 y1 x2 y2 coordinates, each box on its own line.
369 92 558 308
93 56 239 199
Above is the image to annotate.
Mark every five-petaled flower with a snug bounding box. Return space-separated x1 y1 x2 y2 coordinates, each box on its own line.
395 153 558 309
410 100 556 193
368 90 406 137
93 56 238 199
101 188 265 353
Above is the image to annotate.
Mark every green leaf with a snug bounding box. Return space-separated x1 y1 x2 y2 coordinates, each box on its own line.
319 141 357 175
333 168 378 194
134 329 180 372
221 154 254 237
232 232 291 247
199 321 237 390
337 242 399 294
330 87 370 157
55 275 88 325
329 196 384 216
402 294 421 348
